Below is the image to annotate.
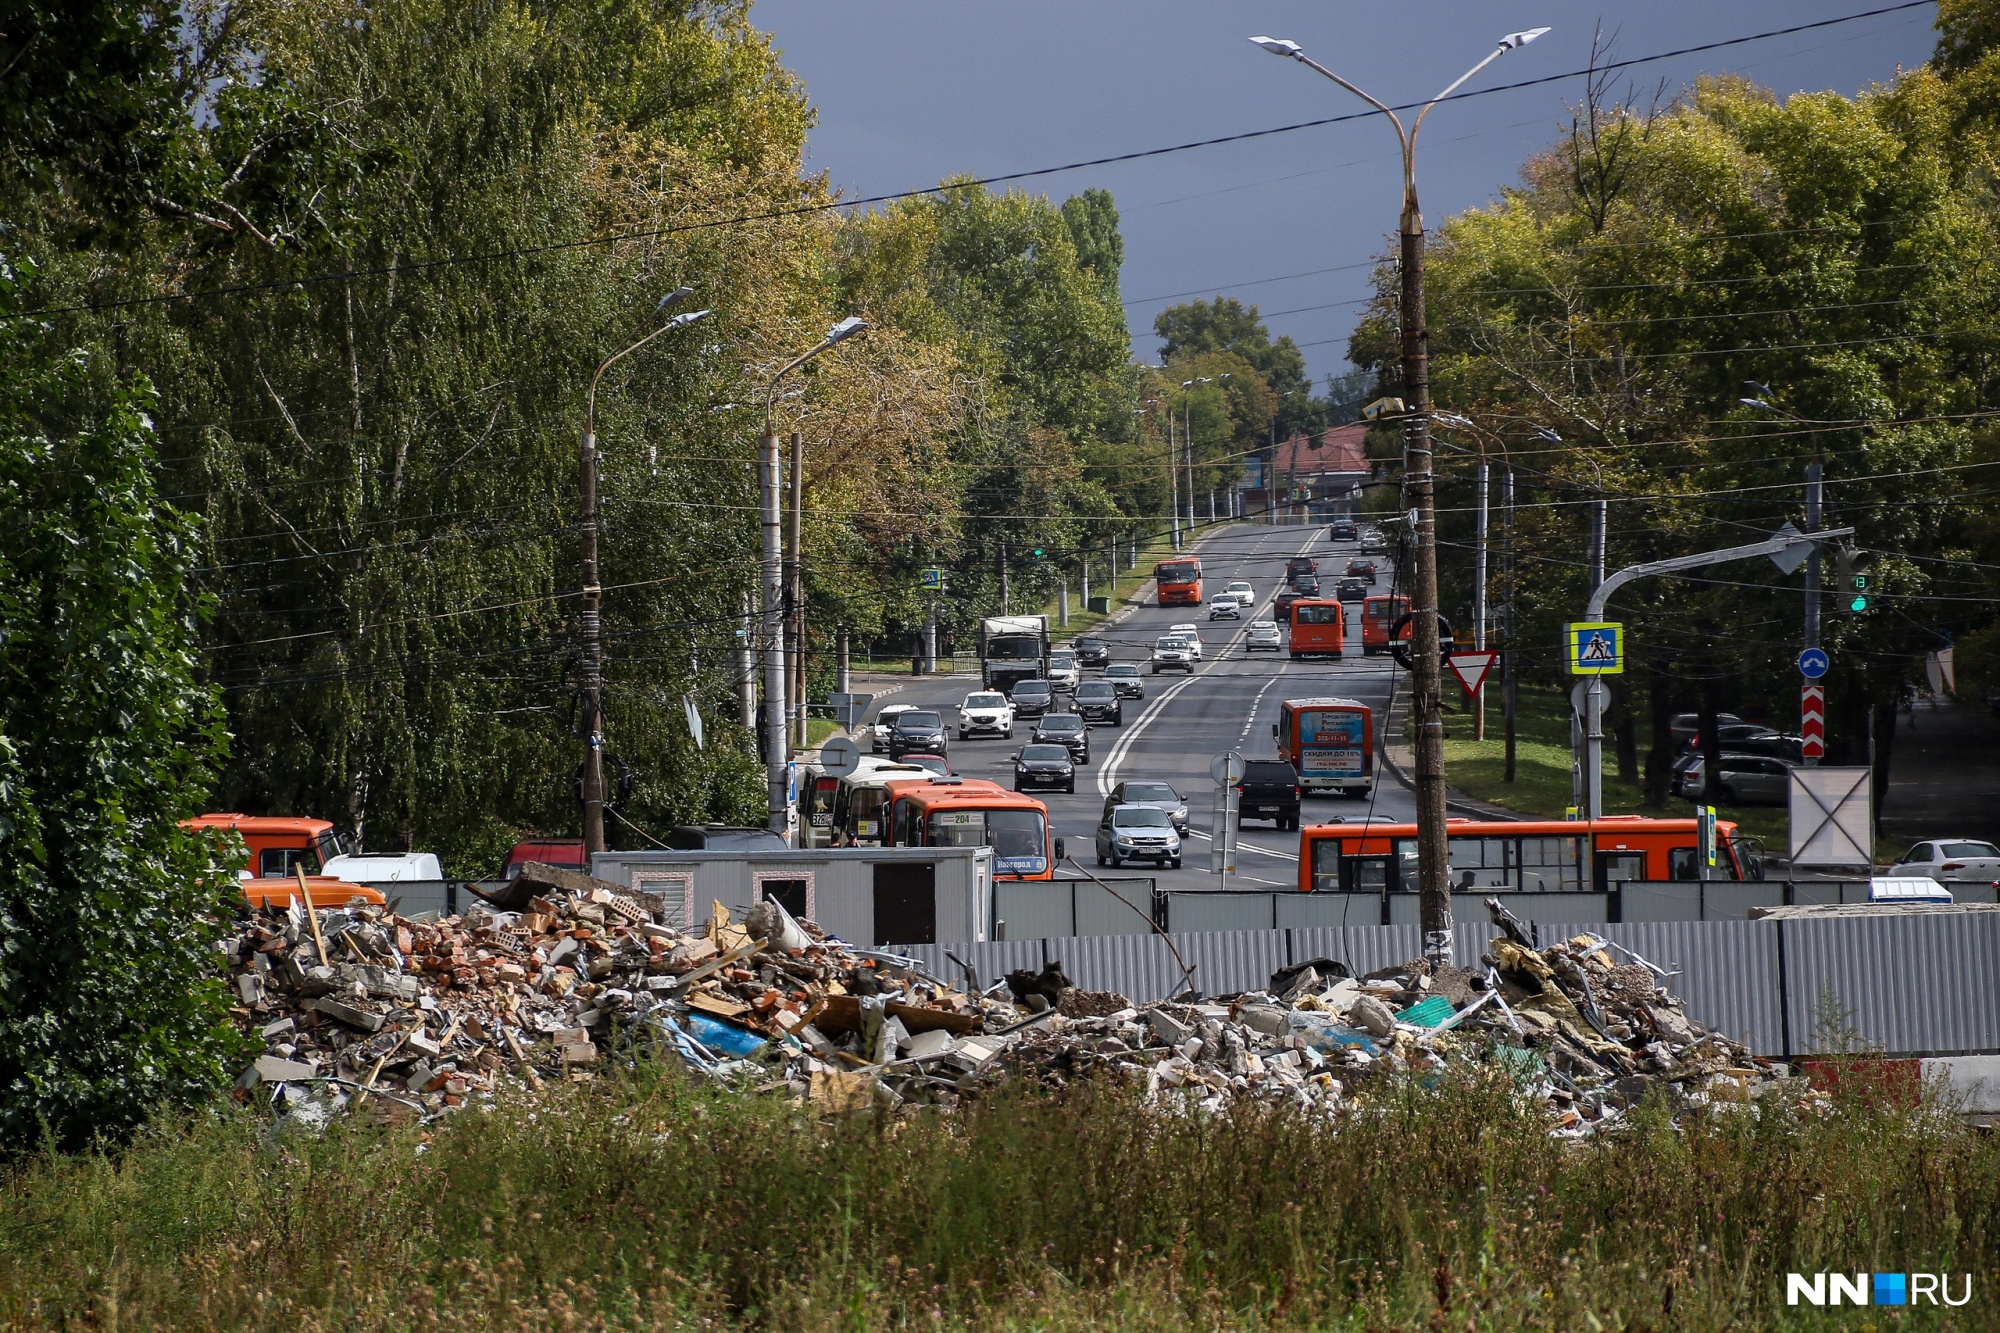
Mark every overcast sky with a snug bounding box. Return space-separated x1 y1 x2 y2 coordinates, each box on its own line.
750 1 1939 387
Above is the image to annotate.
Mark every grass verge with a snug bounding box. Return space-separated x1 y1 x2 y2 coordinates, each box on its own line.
1 1070 1993 1330
1441 685 1789 848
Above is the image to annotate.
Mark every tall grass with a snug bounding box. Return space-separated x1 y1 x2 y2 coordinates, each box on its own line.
0 1069 1993 1329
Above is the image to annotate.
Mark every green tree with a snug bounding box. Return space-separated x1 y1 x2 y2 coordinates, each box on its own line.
1154 295 1318 437
0 262 244 1151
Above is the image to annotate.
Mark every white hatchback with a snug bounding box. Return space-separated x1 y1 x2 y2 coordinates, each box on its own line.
1207 597 1241 621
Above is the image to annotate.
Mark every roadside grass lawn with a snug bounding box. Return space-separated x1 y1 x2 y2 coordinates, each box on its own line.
1439 684 1789 851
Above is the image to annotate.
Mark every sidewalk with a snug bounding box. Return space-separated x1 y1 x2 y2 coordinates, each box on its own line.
1878 697 2000 848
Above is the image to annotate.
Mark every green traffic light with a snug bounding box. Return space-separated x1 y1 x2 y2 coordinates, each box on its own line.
1849 594 1869 612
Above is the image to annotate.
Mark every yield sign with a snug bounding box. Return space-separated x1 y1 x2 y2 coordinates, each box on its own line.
1447 650 1500 698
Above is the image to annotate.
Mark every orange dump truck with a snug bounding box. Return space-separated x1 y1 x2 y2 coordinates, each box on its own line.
182 812 384 908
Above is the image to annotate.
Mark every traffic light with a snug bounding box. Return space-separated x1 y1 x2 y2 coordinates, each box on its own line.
1031 546 1045 559
1833 547 1874 613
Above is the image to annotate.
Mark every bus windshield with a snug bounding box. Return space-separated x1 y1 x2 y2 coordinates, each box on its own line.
928 807 1048 873
1157 561 1199 582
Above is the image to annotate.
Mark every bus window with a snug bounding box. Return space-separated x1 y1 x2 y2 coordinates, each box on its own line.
1293 603 1341 624
1448 836 1515 891
1668 846 1699 881
1311 837 1342 892
928 808 1048 874
1390 839 1421 891
1519 835 1583 891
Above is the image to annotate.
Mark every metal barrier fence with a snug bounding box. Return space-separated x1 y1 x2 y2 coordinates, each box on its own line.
901 913 2000 1060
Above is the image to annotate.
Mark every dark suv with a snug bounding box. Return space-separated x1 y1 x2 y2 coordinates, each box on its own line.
888 710 948 759
1009 679 1054 719
1072 636 1110 669
1236 759 1303 831
1032 713 1091 764
1072 679 1123 725
1344 559 1377 584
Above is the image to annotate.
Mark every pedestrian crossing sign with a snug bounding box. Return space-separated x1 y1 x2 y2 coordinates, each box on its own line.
1565 621 1624 675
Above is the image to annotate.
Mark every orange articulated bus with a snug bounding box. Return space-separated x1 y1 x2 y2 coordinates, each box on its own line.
1359 594 1410 656
1155 556 1203 606
883 777 1059 880
1296 815 1763 895
1286 599 1346 658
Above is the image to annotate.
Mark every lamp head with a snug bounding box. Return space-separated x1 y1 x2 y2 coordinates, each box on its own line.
654 286 696 313
667 308 712 330
1740 397 1772 411
1497 26 1551 50
825 315 868 345
1534 426 1562 443
1249 35 1304 57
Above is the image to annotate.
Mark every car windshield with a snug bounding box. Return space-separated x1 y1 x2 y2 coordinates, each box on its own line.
1021 745 1069 762
1041 714 1082 730
1941 841 2000 858
898 712 941 728
1077 683 1114 698
1122 782 1178 803
965 694 1005 708
1115 807 1173 828
1077 638 1105 650
1155 638 1185 650
1050 653 1075 664
1014 683 1050 696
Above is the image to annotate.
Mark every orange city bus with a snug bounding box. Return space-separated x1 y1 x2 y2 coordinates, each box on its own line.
1287 598 1347 658
884 776 1060 880
1359 594 1410 656
1154 556 1203 606
1296 815 1763 897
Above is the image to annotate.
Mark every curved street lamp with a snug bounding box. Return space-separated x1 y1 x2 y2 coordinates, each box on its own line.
1249 27 1549 963
579 290 711 854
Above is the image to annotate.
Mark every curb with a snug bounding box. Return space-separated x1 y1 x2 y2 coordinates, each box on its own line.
1375 669 1529 822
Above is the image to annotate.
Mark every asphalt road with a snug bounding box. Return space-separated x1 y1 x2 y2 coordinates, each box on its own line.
858 522 1419 891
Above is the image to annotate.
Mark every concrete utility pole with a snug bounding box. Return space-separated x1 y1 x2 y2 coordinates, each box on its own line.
578 288 707 855
787 430 807 751
1253 26 1548 963
1577 527 1854 819
761 316 868 839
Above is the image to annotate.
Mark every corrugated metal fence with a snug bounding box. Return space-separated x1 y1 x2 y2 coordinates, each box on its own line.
900 914 2000 1059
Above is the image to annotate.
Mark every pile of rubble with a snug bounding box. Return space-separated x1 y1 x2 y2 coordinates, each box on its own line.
226 874 1789 1135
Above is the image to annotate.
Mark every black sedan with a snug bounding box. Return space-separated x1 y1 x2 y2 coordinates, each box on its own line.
1012 743 1076 793
1032 713 1091 764
1072 680 1124 725
887 710 949 759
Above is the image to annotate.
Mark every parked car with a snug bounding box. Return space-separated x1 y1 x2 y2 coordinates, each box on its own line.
1683 723 1780 753
1329 519 1358 541
871 703 919 753
1073 679 1124 725
1072 635 1110 669
1245 620 1283 652
1222 579 1256 607
1725 731 1805 763
1032 712 1091 764
1167 624 1204 659
956 691 1015 740
1151 636 1195 673
1012 743 1076 794
1236 758 1304 831
1888 839 2000 885
1009 679 1054 718
1103 780 1188 833
887 709 949 759
1344 559 1377 584
1336 577 1368 602
1207 596 1241 621
1095 803 1182 869
1287 556 1318 580
1104 662 1147 698
1669 711 1744 749
1046 650 1080 691
1674 753 1794 805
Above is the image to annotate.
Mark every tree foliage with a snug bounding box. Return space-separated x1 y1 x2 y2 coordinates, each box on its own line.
0 262 245 1150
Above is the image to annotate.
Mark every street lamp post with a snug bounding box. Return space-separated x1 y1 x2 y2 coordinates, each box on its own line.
578 289 709 855
761 316 868 840
1252 26 1549 964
